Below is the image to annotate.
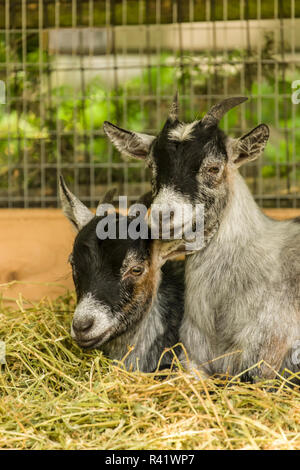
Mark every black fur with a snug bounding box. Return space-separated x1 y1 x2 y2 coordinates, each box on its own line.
70 213 184 372
152 119 227 201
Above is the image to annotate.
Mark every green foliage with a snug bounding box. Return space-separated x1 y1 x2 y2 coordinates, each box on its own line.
0 32 299 203
1 1 300 29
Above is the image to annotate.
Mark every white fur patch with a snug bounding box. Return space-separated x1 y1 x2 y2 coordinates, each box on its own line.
71 293 114 342
153 185 188 207
150 186 193 241
168 122 198 142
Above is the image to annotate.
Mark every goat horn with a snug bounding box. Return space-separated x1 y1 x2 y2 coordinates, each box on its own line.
169 90 179 121
95 188 117 216
100 187 117 205
202 96 248 126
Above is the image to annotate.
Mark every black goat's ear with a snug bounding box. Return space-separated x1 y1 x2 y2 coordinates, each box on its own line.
59 175 94 231
103 121 155 160
228 124 269 168
152 240 187 266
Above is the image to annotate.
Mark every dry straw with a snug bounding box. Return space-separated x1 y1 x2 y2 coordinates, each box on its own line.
0 293 299 450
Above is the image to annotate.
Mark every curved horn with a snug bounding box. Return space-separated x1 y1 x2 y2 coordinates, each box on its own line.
202 96 248 126
135 190 153 209
100 187 117 205
169 90 179 121
96 187 117 216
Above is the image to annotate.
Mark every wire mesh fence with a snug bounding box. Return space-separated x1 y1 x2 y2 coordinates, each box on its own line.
0 0 299 208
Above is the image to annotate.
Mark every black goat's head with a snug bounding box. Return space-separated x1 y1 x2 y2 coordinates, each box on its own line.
59 177 183 350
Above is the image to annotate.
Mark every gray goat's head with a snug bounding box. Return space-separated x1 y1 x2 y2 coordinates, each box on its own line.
104 94 269 240
59 176 184 350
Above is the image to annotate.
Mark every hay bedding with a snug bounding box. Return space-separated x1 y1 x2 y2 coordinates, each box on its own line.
0 293 299 450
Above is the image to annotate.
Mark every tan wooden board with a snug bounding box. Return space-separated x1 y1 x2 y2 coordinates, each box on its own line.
0 210 74 304
0 208 299 304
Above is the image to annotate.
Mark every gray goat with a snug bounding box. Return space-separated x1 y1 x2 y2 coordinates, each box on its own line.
104 96 300 383
59 176 184 372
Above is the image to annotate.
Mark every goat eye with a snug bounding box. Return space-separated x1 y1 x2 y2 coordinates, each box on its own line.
130 266 144 276
208 166 220 174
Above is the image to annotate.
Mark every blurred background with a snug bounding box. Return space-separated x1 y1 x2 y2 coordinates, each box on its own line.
0 0 299 209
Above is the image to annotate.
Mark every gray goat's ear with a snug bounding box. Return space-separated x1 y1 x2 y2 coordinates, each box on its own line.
229 124 269 168
103 121 155 160
59 175 94 231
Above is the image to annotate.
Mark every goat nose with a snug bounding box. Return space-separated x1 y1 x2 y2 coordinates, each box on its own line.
72 316 94 333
